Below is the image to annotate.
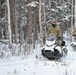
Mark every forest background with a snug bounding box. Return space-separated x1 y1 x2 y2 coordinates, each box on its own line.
0 0 75 57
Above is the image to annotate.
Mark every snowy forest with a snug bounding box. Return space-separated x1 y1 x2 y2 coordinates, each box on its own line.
1 0 76 75
0 0 73 57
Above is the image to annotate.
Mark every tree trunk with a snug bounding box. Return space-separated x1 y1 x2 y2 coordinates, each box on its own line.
0 1 2 39
33 10 36 49
48 0 51 7
71 0 74 42
75 0 76 27
18 0 23 44
39 0 43 47
4 0 8 39
6 0 12 48
27 0 32 44
14 0 18 43
43 0 46 44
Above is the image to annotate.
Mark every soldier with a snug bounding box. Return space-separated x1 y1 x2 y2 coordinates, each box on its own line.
47 20 62 46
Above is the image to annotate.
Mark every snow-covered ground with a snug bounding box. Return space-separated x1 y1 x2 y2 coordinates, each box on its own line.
0 34 76 75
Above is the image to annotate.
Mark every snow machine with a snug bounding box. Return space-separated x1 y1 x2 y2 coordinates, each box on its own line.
41 34 68 60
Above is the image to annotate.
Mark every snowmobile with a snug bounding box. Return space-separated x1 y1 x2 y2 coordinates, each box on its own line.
41 34 68 60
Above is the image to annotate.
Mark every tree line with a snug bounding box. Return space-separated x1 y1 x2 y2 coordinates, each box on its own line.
0 0 75 56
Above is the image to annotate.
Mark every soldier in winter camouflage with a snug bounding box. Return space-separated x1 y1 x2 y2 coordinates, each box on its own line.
47 20 62 46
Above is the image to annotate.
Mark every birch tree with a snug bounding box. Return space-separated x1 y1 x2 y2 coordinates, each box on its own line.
6 0 12 48
71 0 74 42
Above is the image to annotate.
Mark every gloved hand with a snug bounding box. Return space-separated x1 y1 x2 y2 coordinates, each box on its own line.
61 41 65 46
58 37 61 40
73 35 76 36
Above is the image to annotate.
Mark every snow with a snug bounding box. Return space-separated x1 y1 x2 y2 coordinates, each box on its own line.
51 9 56 12
26 1 39 7
57 6 63 10
0 33 76 75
